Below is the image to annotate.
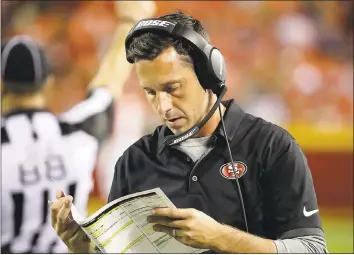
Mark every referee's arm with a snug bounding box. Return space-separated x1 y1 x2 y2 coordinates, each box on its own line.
59 17 135 142
87 20 134 101
88 1 156 100
58 2 156 143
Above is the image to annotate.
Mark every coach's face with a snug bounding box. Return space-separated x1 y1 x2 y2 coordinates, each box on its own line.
136 47 209 135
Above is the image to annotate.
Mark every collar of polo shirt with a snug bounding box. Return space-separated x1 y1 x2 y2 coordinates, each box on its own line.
157 99 245 154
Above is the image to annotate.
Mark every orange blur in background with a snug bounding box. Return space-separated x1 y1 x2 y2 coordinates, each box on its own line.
2 1 353 252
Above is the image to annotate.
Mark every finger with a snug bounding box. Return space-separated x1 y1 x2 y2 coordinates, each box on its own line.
153 224 185 239
50 197 69 227
60 223 81 243
147 216 187 229
152 207 195 219
60 223 79 239
147 216 171 224
153 224 175 235
56 196 73 233
67 228 91 250
56 190 65 200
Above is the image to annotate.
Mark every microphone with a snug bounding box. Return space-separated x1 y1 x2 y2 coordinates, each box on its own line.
164 86 227 146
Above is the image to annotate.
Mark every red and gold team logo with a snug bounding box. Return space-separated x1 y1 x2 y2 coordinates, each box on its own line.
219 161 247 179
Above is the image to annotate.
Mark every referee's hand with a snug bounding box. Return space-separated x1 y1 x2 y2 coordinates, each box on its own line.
147 207 226 251
50 191 91 253
114 1 157 23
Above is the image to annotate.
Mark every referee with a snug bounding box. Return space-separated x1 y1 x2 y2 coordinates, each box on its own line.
50 10 328 253
1 2 156 253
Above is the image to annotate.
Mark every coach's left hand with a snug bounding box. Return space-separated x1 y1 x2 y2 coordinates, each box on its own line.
147 207 225 250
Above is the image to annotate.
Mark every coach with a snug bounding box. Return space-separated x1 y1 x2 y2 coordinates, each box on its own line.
51 10 328 253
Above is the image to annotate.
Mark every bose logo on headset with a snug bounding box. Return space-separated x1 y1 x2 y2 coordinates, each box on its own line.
135 20 174 29
168 127 199 145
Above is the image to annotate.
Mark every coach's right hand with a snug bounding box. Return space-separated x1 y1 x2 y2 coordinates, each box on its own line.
50 191 91 253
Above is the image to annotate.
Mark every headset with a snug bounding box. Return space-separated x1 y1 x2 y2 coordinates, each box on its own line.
125 18 249 232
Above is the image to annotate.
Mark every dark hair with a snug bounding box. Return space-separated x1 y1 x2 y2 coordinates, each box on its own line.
126 10 210 68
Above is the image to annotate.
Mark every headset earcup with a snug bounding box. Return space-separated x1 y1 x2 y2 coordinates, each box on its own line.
193 47 227 94
209 48 226 83
193 59 211 91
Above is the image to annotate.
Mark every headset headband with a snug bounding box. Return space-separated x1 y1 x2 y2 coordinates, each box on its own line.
125 18 226 96
125 19 209 63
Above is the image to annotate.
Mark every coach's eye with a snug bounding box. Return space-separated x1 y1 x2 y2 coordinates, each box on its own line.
165 84 179 94
145 88 156 96
165 87 175 94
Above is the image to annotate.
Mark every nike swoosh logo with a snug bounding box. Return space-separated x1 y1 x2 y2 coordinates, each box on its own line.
303 207 319 217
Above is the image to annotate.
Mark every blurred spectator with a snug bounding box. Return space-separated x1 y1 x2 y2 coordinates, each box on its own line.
2 0 352 129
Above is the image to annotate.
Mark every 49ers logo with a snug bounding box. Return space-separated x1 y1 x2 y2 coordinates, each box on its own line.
219 161 247 179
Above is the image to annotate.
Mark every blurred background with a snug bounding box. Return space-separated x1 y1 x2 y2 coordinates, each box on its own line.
2 1 353 253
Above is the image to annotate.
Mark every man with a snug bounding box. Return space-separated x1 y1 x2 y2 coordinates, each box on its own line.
1 2 156 253
50 10 328 253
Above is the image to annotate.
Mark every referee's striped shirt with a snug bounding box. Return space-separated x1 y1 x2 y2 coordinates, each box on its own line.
1 88 114 253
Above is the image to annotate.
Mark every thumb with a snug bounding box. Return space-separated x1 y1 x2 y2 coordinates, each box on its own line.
56 190 65 200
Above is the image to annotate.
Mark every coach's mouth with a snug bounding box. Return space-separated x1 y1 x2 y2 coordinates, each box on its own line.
168 117 182 122
166 117 184 128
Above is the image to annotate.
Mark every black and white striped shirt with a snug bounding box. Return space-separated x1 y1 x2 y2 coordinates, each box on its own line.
1 88 114 253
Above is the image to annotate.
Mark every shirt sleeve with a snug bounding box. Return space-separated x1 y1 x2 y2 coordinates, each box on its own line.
274 235 328 253
59 87 115 144
262 128 324 239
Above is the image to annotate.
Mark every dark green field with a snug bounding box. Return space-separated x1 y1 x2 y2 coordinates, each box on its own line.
322 214 353 253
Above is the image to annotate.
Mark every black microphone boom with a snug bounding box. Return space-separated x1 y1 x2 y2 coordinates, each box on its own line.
165 86 227 146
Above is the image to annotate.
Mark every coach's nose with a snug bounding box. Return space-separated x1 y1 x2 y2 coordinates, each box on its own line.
156 91 173 116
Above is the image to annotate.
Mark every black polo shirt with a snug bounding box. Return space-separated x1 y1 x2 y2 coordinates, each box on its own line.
108 99 324 240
